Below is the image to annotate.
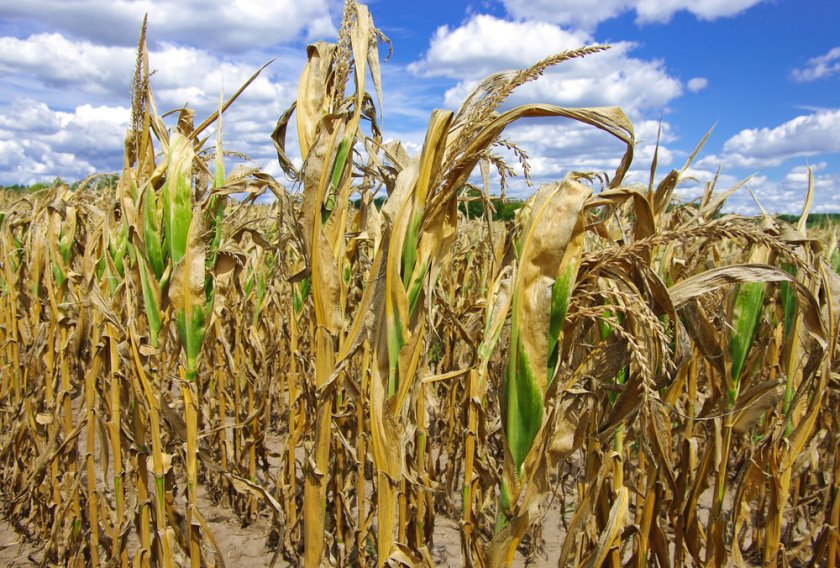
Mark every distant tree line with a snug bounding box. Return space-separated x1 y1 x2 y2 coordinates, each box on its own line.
358 188 526 222
1 174 119 193
777 213 840 229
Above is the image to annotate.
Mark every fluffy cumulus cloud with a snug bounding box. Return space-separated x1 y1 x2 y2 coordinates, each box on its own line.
680 110 840 213
0 33 296 109
792 47 840 82
409 13 705 197
408 16 592 79
705 109 840 169
0 98 129 185
500 0 765 29
632 0 766 24
0 34 134 100
143 44 294 112
670 161 840 216
0 28 300 182
0 0 337 52
0 94 294 187
409 15 683 118
405 14 691 197
0 1 331 184
737 164 840 215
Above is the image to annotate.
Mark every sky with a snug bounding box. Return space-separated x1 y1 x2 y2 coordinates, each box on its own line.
0 0 838 214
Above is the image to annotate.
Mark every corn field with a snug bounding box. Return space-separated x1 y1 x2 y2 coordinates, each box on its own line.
0 2 838 567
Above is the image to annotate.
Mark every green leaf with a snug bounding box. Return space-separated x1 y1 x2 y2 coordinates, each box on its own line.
502 178 591 473
169 213 207 381
728 280 765 400
162 132 195 266
142 184 165 279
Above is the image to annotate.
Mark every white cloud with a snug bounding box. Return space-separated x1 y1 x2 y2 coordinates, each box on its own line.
672 161 840 216
783 161 826 185
792 47 840 82
0 98 129 185
0 1 337 186
741 166 840 215
687 77 708 93
147 43 294 111
0 32 300 183
633 0 765 24
0 96 294 187
0 34 134 98
0 0 337 53
703 109 840 169
0 31 299 178
500 0 765 29
409 16 592 79
500 0 626 30
409 16 682 118
404 15 697 199
0 33 297 109
0 0 334 183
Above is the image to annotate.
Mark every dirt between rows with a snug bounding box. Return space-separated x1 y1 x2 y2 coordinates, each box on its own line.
0 397 719 567
0 478 577 567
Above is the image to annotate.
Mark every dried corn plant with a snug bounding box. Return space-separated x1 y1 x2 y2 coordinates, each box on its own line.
1 2 838 568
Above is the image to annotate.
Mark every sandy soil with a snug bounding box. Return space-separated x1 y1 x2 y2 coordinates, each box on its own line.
0 485 570 567
0 398 714 567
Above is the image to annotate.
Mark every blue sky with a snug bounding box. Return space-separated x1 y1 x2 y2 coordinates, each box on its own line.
0 0 838 214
